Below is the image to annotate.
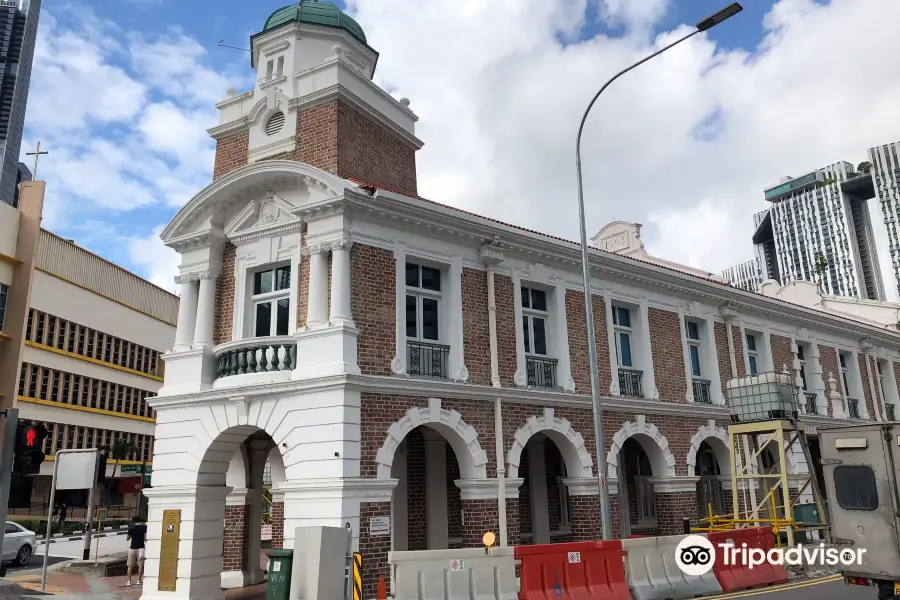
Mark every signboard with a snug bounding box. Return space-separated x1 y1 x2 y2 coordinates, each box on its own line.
568 551 581 564
56 451 98 490
121 464 151 474
261 525 272 541
448 559 464 571
369 516 390 536
158 510 181 592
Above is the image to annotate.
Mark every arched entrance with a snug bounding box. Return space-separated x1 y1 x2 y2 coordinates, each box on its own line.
687 423 731 518
374 399 488 552
607 417 676 537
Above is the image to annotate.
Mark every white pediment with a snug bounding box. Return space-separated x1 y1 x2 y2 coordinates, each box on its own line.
591 221 644 255
225 191 303 242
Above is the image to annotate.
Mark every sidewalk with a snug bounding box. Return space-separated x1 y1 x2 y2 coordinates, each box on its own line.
37 529 128 546
0 571 267 599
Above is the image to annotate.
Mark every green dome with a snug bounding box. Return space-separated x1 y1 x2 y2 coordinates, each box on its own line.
262 1 367 45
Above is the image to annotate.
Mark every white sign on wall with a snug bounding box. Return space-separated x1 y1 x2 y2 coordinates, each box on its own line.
369 516 391 536
56 451 98 490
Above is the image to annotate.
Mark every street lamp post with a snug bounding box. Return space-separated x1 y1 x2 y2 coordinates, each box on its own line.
575 3 743 540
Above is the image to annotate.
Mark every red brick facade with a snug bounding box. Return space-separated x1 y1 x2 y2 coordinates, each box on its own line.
223 505 250 572
649 308 687 403
461 268 492 386
729 324 746 378
213 243 237 346
460 499 499 547
859 353 881 419
213 132 249 180
770 334 794 374
359 501 392 600
818 345 840 415
350 244 395 376
565 291 611 394
655 491 697 535
270 502 284 550
493 274 518 386
714 322 735 394
569 495 603 541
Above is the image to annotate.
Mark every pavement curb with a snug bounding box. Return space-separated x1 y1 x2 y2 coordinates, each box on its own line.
37 529 129 545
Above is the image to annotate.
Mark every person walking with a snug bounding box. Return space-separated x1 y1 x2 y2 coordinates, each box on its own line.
126 515 147 586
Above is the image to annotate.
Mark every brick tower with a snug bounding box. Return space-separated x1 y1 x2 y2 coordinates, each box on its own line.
209 0 422 196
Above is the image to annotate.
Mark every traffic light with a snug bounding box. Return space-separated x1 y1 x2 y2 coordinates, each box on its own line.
12 423 47 476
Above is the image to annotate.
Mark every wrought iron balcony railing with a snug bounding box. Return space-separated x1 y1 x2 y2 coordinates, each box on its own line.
802 391 819 415
618 368 644 399
887 403 896 421
407 340 450 379
215 337 296 380
526 355 558 389
692 378 712 404
847 398 860 419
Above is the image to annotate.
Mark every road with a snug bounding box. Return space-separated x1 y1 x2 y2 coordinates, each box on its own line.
5 533 129 576
709 575 877 600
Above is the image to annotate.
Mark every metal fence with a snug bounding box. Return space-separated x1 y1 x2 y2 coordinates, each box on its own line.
526 356 558 388
407 341 450 379
618 368 644 398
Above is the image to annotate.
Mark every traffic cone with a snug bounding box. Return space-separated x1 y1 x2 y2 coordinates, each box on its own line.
376 575 387 599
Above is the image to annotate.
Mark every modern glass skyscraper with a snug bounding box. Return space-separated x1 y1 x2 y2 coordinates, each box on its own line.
0 0 40 207
869 142 900 299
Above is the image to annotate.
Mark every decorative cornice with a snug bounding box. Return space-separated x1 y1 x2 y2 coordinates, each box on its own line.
174 266 220 284
562 477 602 497
454 478 524 500
478 241 504 267
168 231 216 253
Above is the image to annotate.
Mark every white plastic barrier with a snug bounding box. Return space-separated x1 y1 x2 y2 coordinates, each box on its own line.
389 546 517 600
622 534 722 600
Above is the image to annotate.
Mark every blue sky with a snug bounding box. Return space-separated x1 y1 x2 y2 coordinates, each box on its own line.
20 0 900 299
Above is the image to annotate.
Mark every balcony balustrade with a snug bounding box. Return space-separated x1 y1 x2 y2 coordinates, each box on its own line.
692 378 712 404
215 337 297 381
526 356 558 389
618 368 644 399
407 341 450 379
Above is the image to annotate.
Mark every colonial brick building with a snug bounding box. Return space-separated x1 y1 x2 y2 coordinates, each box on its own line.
142 3 900 599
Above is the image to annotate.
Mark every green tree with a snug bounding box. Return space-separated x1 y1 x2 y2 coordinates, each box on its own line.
814 251 829 293
857 161 872 174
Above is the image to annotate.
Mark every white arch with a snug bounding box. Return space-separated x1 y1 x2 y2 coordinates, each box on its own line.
375 398 488 480
687 420 734 476
606 415 677 479
225 445 249 488
506 407 594 479
161 160 348 242
268 445 287 485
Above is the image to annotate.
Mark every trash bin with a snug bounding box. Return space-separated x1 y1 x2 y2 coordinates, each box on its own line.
266 549 294 600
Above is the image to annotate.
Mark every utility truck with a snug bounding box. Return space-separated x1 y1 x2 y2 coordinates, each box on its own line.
821 423 900 599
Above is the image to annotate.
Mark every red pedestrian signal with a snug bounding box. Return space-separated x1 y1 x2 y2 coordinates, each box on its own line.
25 428 36 447
14 423 48 476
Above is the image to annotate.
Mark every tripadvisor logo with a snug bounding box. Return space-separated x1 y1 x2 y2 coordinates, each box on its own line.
674 534 867 576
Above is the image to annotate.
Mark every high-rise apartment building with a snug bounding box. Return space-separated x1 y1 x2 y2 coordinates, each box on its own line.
0 0 40 206
869 142 900 298
721 258 761 293
749 160 886 300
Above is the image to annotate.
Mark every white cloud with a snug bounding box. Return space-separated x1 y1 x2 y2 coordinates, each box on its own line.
346 0 900 299
127 226 181 293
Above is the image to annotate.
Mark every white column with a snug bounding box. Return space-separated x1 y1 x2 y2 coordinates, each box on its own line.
528 439 550 544
305 244 330 327
677 305 694 402
423 429 448 550
192 275 217 350
705 317 724 404
329 239 353 324
173 278 199 351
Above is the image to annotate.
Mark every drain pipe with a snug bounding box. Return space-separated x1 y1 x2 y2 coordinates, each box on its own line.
861 339 883 421
481 243 507 546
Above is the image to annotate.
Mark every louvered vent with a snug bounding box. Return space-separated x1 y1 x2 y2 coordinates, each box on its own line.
266 111 285 136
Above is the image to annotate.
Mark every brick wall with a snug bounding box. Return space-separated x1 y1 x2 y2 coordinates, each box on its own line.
655 491 697 535
405 428 427 551
493 274 518 386
730 325 746 378
223 505 249 572
565 290 611 394
213 132 249 180
714 322 734 395
818 345 840 415
460 499 499 547
336 102 418 197
213 243 236 345
351 244 395 376
770 334 794 374
447 446 462 546
359 501 391 600
859 353 880 419
505 498 520 546
649 308 687 403
270 502 284 550
502 404 598 480
569 495 602 541
461 268 491 386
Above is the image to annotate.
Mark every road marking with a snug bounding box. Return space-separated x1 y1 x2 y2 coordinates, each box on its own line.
704 574 842 599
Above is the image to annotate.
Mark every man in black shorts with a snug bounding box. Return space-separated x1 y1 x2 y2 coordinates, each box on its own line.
126 515 147 586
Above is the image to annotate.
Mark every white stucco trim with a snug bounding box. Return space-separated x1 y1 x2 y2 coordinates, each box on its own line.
606 414 677 479
375 398 488 479
686 419 735 475
506 407 594 480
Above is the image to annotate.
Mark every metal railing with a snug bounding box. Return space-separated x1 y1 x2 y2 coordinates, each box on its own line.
215 337 297 379
526 355 558 388
847 398 860 419
802 391 819 415
407 341 450 379
618 368 644 398
887 404 896 421
692 378 712 404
